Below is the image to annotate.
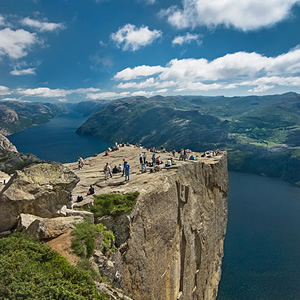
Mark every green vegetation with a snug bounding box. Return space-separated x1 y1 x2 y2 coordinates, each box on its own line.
91 192 139 217
72 221 116 258
77 93 300 185
0 233 106 300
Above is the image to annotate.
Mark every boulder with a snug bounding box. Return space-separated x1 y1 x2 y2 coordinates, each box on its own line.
16 213 43 231
59 205 94 223
0 162 79 232
26 216 84 240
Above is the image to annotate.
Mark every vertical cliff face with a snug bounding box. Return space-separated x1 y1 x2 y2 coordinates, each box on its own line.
120 156 228 300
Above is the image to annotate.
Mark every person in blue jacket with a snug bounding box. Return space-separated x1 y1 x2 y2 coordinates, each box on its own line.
124 162 130 181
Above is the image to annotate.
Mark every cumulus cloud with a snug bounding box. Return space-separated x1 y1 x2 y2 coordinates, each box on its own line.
0 16 5 27
162 0 300 31
10 68 36 76
0 85 11 95
172 33 202 45
18 87 69 98
114 65 165 81
111 24 162 51
113 46 300 94
86 91 130 99
17 87 103 98
20 17 65 32
0 28 38 59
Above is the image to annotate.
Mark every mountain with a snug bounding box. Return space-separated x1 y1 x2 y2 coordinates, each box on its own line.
77 93 300 185
0 101 68 136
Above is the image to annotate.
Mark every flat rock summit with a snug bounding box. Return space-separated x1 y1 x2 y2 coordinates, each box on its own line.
66 145 225 201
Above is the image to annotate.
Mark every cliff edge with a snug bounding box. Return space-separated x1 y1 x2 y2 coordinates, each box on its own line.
66 146 228 300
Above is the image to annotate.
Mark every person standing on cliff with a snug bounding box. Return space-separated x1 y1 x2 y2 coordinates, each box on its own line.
122 158 126 176
124 161 130 181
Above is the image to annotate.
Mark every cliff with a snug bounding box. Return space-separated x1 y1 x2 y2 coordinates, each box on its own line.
66 145 228 300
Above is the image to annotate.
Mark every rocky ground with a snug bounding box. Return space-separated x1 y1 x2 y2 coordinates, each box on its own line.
65 145 223 206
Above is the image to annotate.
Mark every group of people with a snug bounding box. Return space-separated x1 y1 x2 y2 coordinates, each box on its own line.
103 160 130 181
71 144 222 208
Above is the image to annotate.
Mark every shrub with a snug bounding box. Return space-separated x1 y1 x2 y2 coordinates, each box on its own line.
0 233 107 299
91 192 139 217
71 221 116 258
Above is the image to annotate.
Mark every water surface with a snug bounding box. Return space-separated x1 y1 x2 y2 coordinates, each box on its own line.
8 113 300 299
218 172 300 300
9 112 110 163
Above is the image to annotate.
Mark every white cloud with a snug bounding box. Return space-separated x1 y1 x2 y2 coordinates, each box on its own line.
156 88 168 93
114 65 165 81
0 28 38 59
21 17 65 32
86 91 130 99
19 87 69 98
10 68 36 76
146 0 155 4
248 85 274 93
131 90 154 97
113 46 300 94
72 87 102 94
17 87 103 98
111 24 162 51
1 97 19 101
172 33 202 45
0 16 5 27
0 85 11 95
162 0 300 31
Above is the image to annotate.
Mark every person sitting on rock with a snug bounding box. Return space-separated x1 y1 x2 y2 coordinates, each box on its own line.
112 165 119 174
165 159 172 167
118 164 123 173
87 185 94 195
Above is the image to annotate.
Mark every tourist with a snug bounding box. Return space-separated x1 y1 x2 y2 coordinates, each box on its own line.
104 163 112 180
122 159 126 176
165 159 172 167
118 164 123 173
172 149 176 157
124 161 130 181
139 153 143 164
68 192 73 209
78 156 84 169
152 153 156 167
112 165 119 174
87 185 94 195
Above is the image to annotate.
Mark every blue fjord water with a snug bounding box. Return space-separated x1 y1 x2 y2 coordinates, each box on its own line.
9 113 300 300
9 112 111 163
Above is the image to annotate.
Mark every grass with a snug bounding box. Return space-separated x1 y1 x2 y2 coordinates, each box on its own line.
0 233 107 300
71 221 116 258
90 192 139 218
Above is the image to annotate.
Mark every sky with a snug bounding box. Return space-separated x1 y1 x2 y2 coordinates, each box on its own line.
0 0 300 102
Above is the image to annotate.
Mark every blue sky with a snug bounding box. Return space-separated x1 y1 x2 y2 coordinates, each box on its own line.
0 0 300 102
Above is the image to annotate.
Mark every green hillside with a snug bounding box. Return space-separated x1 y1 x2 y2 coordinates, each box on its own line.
77 93 300 185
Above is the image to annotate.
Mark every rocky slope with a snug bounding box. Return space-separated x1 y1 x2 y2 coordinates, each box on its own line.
66 145 228 300
0 100 68 136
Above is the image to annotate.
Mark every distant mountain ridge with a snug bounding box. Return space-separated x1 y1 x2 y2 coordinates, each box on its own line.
0 101 68 136
77 93 300 185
